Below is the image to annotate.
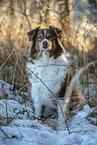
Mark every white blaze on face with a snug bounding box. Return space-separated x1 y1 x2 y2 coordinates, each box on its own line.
39 29 50 50
44 30 47 38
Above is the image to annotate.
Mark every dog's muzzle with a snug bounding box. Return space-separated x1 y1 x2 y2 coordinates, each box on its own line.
40 39 50 50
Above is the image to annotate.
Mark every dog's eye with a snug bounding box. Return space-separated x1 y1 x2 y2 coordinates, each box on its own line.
38 36 41 39
37 35 42 40
48 35 52 39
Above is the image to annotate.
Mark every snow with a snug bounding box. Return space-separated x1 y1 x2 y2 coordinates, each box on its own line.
0 99 33 119
0 80 97 145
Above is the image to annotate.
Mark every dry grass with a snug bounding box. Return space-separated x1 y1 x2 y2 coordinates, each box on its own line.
0 46 28 92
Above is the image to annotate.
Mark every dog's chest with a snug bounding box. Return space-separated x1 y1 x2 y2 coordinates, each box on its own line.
26 53 68 102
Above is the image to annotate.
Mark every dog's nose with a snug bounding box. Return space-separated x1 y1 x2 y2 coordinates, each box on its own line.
42 40 49 48
43 41 48 46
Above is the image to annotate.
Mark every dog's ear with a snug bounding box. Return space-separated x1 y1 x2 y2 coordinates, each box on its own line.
27 26 40 41
49 25 62 39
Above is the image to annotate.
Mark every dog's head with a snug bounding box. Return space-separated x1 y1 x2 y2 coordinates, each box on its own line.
27 26 65 59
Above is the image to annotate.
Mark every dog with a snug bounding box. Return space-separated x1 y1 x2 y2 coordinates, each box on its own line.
26 25 85 122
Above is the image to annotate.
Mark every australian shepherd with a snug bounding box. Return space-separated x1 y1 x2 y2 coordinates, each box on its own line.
26 25 85 122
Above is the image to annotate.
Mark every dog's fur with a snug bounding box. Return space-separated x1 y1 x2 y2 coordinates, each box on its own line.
26 26 85 120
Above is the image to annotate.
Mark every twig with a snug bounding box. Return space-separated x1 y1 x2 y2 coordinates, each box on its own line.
12 51 18 89
0 128 9 138
0 48 16 71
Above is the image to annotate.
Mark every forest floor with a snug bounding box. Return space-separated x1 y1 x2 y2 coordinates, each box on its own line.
0 77 97 145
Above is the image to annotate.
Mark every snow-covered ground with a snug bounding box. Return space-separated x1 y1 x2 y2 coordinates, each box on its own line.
0 79 97 145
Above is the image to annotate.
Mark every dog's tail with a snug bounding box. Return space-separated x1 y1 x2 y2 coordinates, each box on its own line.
64 67 85 100
63 66 86 117
58 66 86 128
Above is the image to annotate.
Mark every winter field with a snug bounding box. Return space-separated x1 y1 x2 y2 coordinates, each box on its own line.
0 0 97 144
0 79 97 145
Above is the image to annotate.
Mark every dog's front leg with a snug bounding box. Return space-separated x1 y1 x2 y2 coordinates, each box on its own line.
57 100 65 130
34 99 42 118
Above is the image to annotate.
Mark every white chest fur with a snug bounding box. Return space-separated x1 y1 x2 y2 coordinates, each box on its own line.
26 52 68 117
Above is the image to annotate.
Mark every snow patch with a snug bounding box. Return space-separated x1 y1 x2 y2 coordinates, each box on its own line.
0 99 33 119
0 80 97 145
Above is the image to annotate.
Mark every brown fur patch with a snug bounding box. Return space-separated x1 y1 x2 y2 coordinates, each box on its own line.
57 72 72 99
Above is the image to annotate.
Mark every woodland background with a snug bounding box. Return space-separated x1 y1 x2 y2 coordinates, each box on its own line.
0 0 97 109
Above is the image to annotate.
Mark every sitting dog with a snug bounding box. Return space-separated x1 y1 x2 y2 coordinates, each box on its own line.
26 25 85 121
